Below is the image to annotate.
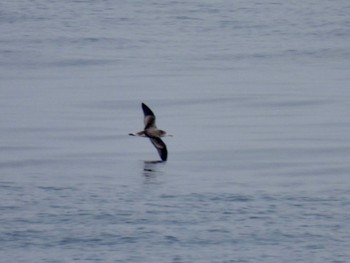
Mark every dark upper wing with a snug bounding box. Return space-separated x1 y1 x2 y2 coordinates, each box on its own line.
149 137 167 161
142 103 156 129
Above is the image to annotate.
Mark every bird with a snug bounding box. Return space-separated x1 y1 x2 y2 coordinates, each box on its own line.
129 103 171 161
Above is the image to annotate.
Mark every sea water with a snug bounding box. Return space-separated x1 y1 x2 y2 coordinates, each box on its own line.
1 0 350 262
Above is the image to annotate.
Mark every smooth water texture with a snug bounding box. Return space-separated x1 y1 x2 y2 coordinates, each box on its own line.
1 1 350 262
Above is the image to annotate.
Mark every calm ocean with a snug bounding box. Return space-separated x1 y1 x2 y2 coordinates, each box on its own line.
1 0 350 262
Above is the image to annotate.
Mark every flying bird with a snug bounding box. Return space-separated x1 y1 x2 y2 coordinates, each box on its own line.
129 103 170 161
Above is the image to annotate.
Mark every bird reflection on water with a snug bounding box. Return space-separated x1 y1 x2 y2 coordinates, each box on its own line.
142 160 164 179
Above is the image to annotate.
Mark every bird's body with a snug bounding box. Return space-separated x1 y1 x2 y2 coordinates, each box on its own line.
129 103 170 161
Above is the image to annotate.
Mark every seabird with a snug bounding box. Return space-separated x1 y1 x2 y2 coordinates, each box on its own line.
129 103 170 161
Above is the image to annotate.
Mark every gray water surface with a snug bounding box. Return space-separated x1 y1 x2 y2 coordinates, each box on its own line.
1 1 350 262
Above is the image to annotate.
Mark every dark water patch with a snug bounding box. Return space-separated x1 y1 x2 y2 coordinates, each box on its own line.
37 186 76 192
285 195 348 203
57 236 107 247
51 58 118 67
209 193 253 203
0 182 23 191
3 55 119 69
159 194 178 199
195 46 350 64
283 47 350 60
1 229 51 249
164 235 180 243
186 193 254 203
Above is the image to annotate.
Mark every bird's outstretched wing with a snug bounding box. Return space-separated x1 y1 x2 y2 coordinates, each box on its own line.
149 137 167 161
142 103 156 129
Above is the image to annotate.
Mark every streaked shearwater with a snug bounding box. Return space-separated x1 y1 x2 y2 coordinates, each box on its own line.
129 103 170 161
